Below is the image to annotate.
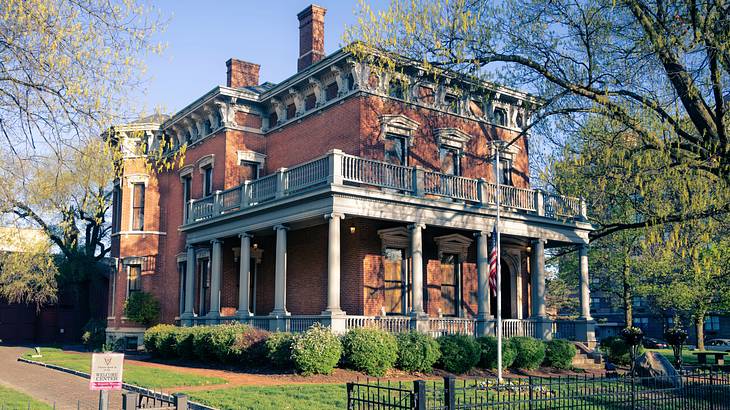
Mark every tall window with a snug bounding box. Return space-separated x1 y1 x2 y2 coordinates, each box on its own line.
112 184 122 233
440 254 460 317
127 264 142 296
182 175 192 220
498 158 512 186
384 134 408 166
202 166 213 196
240 160 259 182
440 147 460 176
178 261 186 315
198 258 210 316
632 317 649 331
383 248 407 315
494 108 507 126
131 183 145 231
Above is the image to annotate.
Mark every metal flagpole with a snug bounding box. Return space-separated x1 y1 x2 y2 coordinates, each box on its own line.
495 144 503 383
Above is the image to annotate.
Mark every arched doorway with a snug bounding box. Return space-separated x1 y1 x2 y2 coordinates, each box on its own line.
490 261 512 319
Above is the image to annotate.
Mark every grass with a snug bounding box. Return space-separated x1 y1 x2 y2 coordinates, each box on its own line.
185 384 347 410
648 348 703 365
22 348 226 389
0 384 51 409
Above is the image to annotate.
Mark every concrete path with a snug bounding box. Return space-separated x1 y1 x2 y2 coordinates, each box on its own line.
0 346 123 410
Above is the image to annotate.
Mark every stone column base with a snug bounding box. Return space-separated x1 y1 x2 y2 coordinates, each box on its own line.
320 311 347 334
411 312 430 333
575 319 597 348
476 316 495 337
533 317 554 341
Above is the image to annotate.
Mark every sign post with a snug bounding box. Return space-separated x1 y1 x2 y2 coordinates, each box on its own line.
90 352 124 410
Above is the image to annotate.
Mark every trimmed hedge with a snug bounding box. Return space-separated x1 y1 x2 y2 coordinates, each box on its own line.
437 335 481 374
342 328 398 376
600 336 644 366
477 336 517 369
143 324 176 356
291 323 342 375
234 327 270 364
266 332 295 368
510 337 546 370
395 331 441 373
544 339 577 369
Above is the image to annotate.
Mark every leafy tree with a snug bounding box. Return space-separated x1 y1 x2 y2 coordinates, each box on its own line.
638 219 730 350
346 0 730 237
545 274 578 318
0 235 58 309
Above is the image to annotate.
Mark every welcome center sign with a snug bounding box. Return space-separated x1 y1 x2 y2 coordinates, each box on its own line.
90 353 124 390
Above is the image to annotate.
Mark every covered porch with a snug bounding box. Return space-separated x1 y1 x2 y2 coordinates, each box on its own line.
178 150 595 344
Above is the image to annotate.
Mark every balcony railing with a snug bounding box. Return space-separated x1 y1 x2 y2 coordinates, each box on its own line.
186 150 587 225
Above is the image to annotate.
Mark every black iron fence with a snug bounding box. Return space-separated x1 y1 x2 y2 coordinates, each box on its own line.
347 368 730 409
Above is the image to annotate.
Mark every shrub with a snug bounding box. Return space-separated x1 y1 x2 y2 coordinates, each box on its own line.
291 323 342 375
266 332 295 368
144 324 174 355
156 326 179 358
395 331 441 373
600 336 644 366
437 335 481 374
207 323 250 362
510 337 546 370
477 336 517 369
342 328 398 376
124 292 161 326
544 339 577 369
174 327 199 359
234 327 271 364
81 319 107 351
192 326 217 361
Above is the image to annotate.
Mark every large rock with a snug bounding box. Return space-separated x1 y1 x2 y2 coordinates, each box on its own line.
634 351 682 388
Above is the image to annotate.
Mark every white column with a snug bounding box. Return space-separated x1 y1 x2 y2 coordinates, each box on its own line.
409 223 425 315
323 213 344 315
530 239 546 318
476 232 490 319
208 239 222 317
237 233 253 317
272 225 289 316
579 244 592 319
183 245 195 319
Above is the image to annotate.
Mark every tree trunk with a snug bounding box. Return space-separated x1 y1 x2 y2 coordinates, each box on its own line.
695 315 705 350
622 258 633 327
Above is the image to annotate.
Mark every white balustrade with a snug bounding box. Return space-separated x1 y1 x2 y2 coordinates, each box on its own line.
428 317 476 337
502 319 537 338
344 315 412 333
184 151 586 225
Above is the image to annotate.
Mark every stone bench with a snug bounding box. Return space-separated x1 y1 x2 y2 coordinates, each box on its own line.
692 351 727 365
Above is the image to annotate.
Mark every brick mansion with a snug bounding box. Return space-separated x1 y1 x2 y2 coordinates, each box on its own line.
107 5 596 348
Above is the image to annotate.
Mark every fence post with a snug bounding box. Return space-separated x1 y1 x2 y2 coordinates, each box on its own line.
413 380 426 410
444 376 456 410
173 393 188 410
346 383 353 410
528 376 534 410
631 374 636 410
121 392 138 410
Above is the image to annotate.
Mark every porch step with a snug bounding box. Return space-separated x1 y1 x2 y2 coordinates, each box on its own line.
571 342 603 371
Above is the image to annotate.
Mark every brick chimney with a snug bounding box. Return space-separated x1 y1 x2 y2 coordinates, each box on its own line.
226 59 260 88
297 4 327 72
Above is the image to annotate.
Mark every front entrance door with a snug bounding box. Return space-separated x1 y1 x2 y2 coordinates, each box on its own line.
490 262 512 319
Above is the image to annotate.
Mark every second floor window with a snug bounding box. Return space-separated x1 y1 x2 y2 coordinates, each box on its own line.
202 166 213 196
440 147 460 176
384 134 408 166
498 158 512 186
127 264 142 296
240 160 259 182
705 316 720 331
182 175 192 220
131 183 145 231
112 184 122 233
494 108 507 126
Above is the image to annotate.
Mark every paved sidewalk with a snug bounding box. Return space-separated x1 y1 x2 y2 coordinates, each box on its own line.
0 345 123 409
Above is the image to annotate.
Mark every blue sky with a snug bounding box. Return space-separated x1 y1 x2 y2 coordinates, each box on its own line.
135 1 387 116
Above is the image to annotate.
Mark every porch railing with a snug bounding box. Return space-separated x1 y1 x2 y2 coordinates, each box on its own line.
345 315 413 333
502 319 537 338
553 320 577 341
186 150 587 224
428 317 476 337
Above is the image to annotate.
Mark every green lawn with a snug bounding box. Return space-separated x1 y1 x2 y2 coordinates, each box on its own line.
185 384 347 410
22 348 226 389
648 348 702 365
0 384 51 409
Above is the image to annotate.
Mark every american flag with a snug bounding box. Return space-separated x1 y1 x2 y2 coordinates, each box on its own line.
489 226 498 296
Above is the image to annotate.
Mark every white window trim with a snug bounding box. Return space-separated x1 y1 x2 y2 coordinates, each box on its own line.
196 154 215 171
434 233 473 260
377 226 411 252
126 176 148 232
179 165 194 181
435 128 472 151
237 150 266 178
379 114 420 144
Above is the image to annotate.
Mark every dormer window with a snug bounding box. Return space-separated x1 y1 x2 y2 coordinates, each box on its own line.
494 108 507 126
388 80 404 99
444 94 459 114
326 82 339 100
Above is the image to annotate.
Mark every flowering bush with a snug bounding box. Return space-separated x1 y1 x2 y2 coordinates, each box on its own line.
291 323 342 375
